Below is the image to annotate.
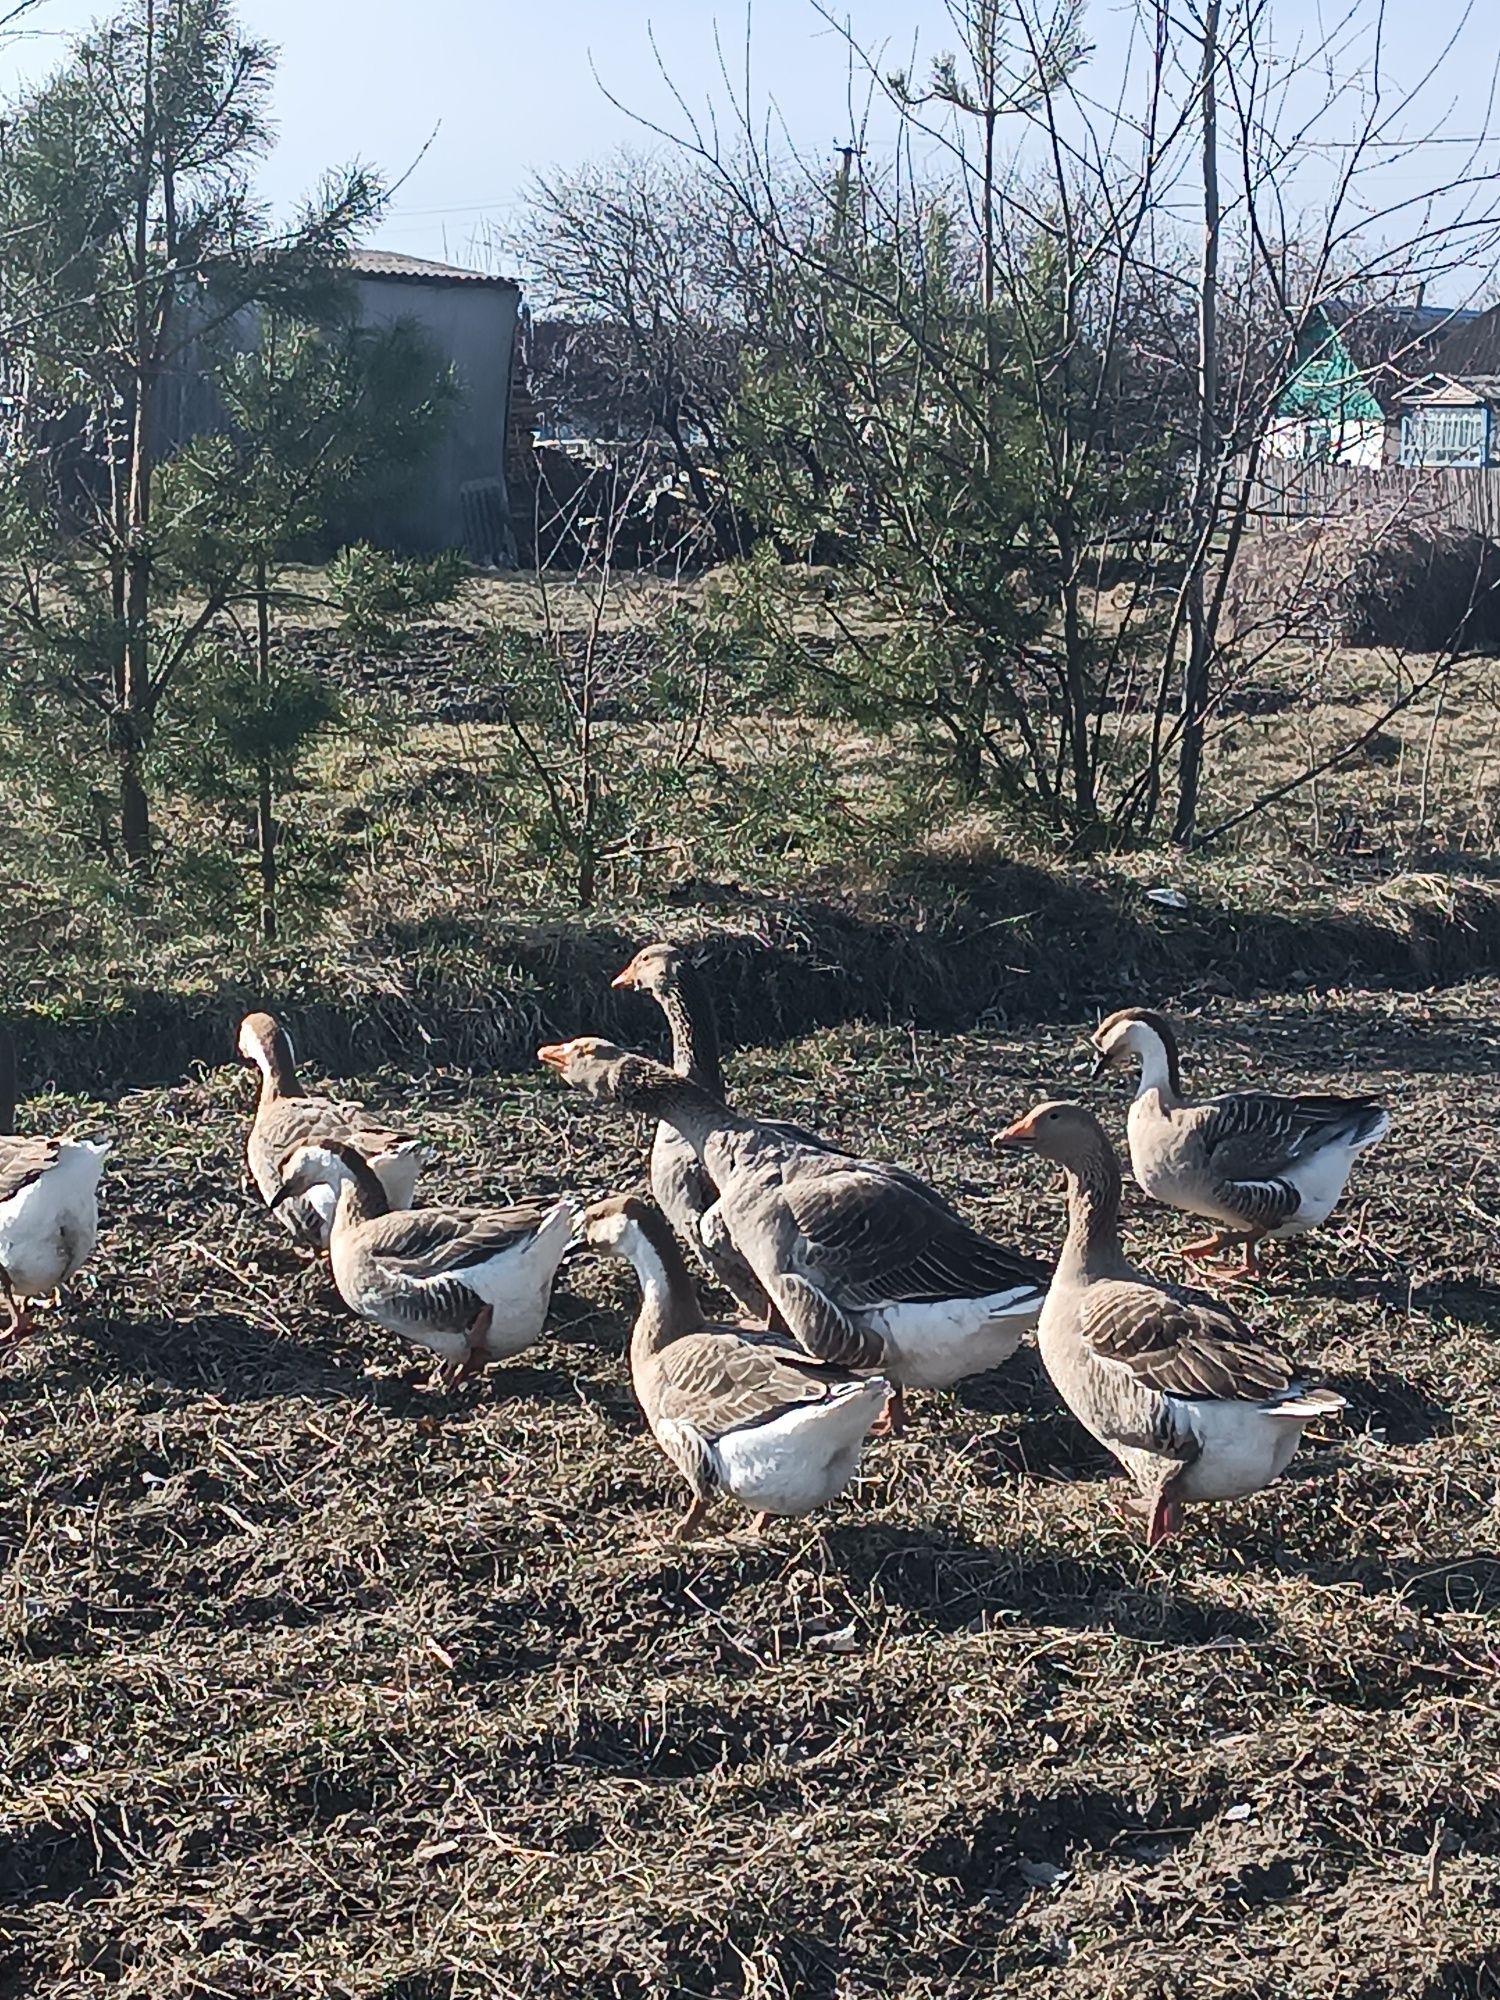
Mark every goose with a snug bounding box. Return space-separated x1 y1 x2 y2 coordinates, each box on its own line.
539 1038 1048 1430
997 1099 1346 1544
611 943 950 1318
1089 1006 1388 1276
583 1192 889 1535
0 1026 109 1345
270 1140 576 1385
238 1011 422 1248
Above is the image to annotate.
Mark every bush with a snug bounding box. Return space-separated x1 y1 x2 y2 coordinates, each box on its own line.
326 544 468 645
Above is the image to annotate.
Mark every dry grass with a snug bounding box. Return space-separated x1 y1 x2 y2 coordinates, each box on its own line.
3 986 1498 1997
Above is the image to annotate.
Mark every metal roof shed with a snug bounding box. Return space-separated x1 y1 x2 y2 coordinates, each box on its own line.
346 250 521 565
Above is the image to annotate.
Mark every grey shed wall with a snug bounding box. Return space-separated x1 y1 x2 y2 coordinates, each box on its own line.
350 272 520 562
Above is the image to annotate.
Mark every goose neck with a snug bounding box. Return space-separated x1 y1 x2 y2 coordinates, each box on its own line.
1056 1148 1131 1283
1131 1028 1180 1105
622 1216 706 1352
332 1155 391 1232
638 1073 750 1155
659 970 726 1097
252 1031 301 1103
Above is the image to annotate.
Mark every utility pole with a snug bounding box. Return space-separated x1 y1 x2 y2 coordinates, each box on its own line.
831 141 863 243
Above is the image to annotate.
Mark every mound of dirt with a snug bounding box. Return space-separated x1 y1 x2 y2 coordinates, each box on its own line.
1226 513 1500 653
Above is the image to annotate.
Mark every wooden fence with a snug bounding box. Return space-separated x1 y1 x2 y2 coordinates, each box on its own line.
1238 456 1500 538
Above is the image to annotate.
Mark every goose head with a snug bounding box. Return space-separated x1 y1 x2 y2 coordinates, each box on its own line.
580 1191 659 1259
997 1099 1115 1171
1088 1007 1182 1090
537 1038 674 1105
610 942 685 997
238 1011 300 1089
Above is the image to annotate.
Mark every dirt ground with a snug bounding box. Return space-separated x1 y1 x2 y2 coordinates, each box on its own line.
2 983 1498 1998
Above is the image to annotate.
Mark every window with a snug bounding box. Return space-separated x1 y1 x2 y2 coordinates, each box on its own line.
1400 405 1489 467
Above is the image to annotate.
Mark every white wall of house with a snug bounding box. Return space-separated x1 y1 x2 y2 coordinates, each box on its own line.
1263 414 1386 466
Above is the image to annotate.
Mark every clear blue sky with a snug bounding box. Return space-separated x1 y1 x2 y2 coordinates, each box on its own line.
4 0 1498 293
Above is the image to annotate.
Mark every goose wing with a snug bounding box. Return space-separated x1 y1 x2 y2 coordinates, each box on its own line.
0 1135 61 1205
652 1327 872 1442
1078 1278 1295 1403
363 1203 557 1283
758 1118 965 1220
252 1095 416 1203
781 1161 1049 1309
1198 1090 1386 1178
1191 1090 1386 1225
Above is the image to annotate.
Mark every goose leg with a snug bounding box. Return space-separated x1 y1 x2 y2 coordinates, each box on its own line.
1146 1483 1184 1547
0 1279 32 1348
749 1510 775 1536
674 1496 710 1540
1181 1230 1234 1266
869 1385 906 1438
454 1307 495 1384
1183 1230 1265 1283
1236 1234 1265 1278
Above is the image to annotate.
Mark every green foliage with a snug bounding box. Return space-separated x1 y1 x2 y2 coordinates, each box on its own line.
0 0 386 876
326 544 468 645
726 196 1054 801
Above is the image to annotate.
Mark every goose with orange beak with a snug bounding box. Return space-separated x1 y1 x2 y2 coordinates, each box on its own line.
540 1037 1049 1430
607 942 959 1320
997 1100 1346 1546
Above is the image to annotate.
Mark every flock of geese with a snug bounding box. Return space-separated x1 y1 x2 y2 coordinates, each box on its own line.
0 944 1389 1548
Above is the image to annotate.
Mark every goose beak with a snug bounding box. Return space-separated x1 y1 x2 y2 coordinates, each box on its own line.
1088 1048 1109 1080
268 1181 294 1209
610 965 637 989
995 1114 1039 1151
537 1043 569 1072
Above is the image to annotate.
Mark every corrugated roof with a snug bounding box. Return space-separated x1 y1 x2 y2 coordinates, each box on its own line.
1426 302 1500 379
1398 371 1500 405
347 248 518 289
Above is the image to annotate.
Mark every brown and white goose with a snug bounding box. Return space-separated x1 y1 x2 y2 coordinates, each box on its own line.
611 944 810 1317
1089 1007 1388 1276
238 1011 422 1248
539 1039 1048 1427
610 943 949 1318
998 1100 1345 1545
583 1193 889 1535
270 1140 577 1384
0 1027 109 1344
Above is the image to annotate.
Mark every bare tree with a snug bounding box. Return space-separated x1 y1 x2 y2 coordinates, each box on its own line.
508 153 755 557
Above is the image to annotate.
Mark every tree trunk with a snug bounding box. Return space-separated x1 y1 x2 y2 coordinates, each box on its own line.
1054 502 1097 823
119 533 154 868
119 0 159 871
1173 0 1221 849
255 559 277 942
119 740 151 867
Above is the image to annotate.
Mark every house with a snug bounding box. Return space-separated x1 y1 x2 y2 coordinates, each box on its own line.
1265 302 1480 466
158 248 522 563
1393 302 1500 468
344 250 520 563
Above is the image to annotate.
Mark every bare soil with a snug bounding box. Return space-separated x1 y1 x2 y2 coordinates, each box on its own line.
2 985 1498 1998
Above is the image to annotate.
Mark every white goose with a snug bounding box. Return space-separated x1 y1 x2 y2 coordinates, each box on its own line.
583 1192 889 1535
1090 1006 1388 1276
0 1027 109 1344
539 1038 1049 1429
238 1010 422 1248
270 1140 576 1385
